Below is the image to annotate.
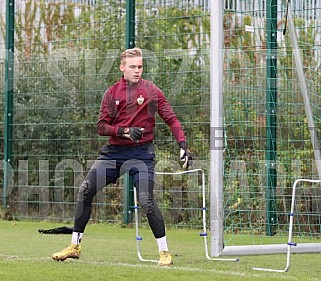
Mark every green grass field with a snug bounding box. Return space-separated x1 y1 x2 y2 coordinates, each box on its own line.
0 220 320 281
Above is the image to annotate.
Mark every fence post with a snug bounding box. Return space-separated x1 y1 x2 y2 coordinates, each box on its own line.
123 0 135 224
3 0 15 209
265 0 278 236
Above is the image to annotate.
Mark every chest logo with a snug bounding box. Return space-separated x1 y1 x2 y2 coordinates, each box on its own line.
137 95 144 105
115 99 120 105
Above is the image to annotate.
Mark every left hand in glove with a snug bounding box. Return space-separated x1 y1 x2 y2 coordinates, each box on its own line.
179 141 192 169
118 127 144 142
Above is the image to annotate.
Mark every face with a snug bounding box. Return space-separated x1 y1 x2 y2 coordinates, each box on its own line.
120 56 143 84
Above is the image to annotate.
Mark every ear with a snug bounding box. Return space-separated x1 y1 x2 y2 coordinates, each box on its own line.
119 63 125 72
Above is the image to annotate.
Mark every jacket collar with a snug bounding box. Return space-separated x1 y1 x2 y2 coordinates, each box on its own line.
121 76 142 87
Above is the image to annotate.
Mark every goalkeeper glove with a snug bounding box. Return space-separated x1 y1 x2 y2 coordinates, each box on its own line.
118 127 144 142
179 141 192 169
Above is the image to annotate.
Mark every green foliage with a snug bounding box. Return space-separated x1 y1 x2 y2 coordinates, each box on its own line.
0 2 320 233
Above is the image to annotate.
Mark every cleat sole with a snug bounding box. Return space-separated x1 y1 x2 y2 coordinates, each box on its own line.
52 253 80 262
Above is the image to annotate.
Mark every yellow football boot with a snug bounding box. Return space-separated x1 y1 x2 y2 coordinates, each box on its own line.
158 251 173 266
51 243 81 261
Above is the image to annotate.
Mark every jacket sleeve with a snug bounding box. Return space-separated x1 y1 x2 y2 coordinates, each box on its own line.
156 89 186 144
97 89 119 136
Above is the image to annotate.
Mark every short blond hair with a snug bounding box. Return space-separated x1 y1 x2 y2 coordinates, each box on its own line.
120 47 142 65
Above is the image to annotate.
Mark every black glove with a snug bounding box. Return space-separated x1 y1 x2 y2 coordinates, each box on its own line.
118 127 144 142
179 141 192 169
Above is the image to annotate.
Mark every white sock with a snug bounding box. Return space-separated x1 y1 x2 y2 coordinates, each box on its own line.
156 236 169 252
71 232 83 245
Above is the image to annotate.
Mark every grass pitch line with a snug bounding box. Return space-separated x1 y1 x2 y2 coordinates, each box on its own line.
0 254 51 262
76 260 297 280
0 254 297 280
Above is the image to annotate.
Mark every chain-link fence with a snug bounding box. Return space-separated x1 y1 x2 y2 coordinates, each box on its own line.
0 1 321 239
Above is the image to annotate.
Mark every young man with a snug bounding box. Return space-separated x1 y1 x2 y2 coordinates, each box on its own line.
51 47 192 266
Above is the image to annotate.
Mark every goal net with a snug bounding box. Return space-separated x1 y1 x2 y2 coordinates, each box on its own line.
214 0 321 257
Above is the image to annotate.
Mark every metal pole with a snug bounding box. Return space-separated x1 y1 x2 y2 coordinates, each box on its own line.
287 2 321 179
265 0 278 236
3 0 15 209
210 0 224 257
126 0 135 49
123 0 135 224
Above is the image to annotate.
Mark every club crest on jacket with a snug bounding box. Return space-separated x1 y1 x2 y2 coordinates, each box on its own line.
137 95 144 105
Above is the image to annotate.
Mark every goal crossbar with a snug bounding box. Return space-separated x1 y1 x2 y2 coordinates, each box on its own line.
222 242 321 256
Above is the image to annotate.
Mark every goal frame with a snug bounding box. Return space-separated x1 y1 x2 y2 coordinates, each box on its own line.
252 179 321 272
210 0 321 259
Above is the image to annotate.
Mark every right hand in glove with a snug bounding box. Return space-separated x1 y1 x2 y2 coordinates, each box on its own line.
118 127 144 142
179 141 192 169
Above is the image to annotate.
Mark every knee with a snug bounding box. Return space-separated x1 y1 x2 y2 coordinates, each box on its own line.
135 180 155 214
138 192 155 214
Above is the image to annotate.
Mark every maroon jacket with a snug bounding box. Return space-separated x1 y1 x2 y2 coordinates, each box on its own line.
97 77 186 146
